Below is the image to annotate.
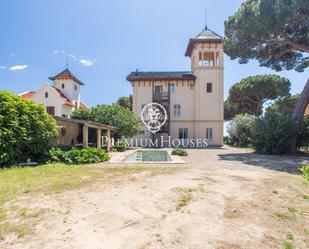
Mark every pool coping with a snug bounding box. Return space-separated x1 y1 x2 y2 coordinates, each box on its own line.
108 148 186 164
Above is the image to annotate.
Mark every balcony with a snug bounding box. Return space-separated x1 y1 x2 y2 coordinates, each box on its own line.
153 91 169 102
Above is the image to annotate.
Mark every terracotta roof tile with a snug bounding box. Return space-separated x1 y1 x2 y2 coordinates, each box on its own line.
49 68 84 85
19 91 36 99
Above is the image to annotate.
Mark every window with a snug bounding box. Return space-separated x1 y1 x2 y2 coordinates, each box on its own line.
199 52 215 67
45 92 48 98
179 128 188 139
169 84 175 94
154 85 162 94
46 106 55 115
62 83 65 89
207 83 212 93
74 85 77 91
206 128 213 140
174 105 181 117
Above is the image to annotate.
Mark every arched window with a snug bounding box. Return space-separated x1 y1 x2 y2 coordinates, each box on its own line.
45 92 48 98
62 83 65 89
74 85 77 91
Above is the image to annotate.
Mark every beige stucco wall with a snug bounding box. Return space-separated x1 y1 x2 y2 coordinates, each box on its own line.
32 84 65 117
130 41 224 146
51 119 81 147
54 79 80 103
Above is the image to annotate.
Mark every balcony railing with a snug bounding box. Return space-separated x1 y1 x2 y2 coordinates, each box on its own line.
153 92 169 102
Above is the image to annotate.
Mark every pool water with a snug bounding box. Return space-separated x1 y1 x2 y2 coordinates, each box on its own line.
124 150 172 162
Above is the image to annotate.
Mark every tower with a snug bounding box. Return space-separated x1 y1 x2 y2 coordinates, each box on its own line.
49 68 85 108
185 27 224 144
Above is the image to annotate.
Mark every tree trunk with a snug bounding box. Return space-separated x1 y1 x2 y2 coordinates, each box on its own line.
290 77 309 152
293 77 309 121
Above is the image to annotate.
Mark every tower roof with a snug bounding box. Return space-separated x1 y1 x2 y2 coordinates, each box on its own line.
185 27 223 57
48 68 84 85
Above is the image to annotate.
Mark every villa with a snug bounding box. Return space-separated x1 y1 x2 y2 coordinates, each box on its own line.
127 26 224 146
19 68 89 118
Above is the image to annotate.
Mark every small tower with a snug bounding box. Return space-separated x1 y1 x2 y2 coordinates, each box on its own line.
49 69 84 108
185 27 224 144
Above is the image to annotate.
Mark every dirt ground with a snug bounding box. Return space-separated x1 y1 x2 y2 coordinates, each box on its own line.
2 147 309 249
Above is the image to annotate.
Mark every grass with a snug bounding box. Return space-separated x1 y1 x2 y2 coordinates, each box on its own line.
0 163 179 241
174 188 196 212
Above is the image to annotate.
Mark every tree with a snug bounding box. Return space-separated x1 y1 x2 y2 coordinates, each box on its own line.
251 110 298 154
90 104 139 138
71 109 91 120
269 94 300 113
0 91 58 166
116 95 132 111
224 0 309 121
226 114 256 147
224 75 290 119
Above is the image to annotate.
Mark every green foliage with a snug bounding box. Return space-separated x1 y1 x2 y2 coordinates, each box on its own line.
171 148 188 156
269 94 300 113
90 104 139 138
296 116 309 149
114 139 128 152
300 165 309 181
224 75 291 119
116 95 132 111
226 114 256 147
0 91 58 166
49 147 109 165
251 110 298 154
70 109 91 120
224 0 309 72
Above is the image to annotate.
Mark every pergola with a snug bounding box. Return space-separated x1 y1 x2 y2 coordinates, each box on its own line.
53 116 118 151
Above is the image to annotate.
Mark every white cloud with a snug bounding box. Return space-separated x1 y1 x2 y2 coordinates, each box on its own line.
0 66 5 70
9 65 28 71
69 54 78 61
80 59 95 66
53 49 65 54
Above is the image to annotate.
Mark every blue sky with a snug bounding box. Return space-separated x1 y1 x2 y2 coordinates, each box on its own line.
0 0 308 107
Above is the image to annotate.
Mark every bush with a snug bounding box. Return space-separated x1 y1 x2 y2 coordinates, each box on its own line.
226 114 256 147
297 116 309 150
0 91 58 166
171 148 188 156
300 165 309 181
251 110 298 154
113 139 128 152
49 147 109 164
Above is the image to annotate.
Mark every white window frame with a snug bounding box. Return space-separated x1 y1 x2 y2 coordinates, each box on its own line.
179 128 188 139
174 104 181 117
206 128 213 140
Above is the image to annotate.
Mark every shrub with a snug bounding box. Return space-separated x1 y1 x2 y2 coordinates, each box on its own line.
297 116 309 150
113 139 128 152
226 114 256 147
49 147 109 164
171 148 188 156
300 165 309 181
251 110 298 154
0 91 58 166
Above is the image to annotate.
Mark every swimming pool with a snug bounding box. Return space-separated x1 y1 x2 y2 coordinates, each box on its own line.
124 150 172 162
